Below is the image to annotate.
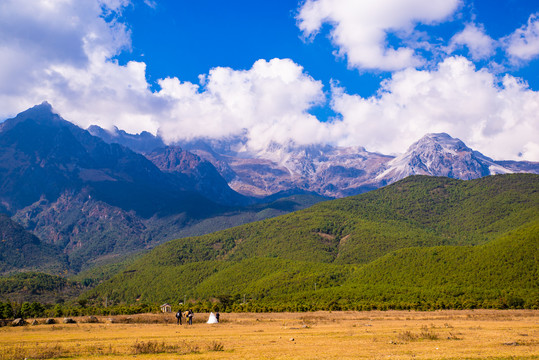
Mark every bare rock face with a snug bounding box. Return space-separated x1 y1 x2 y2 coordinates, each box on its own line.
146 146 248 206
189 143 392 198
182 133 538 199
11 191 149 272
278 145 391 197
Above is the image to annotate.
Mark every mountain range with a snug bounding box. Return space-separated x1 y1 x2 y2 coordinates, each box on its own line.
0 103 322 272
89 122 539 198
0 102 538 275
0 103 537 308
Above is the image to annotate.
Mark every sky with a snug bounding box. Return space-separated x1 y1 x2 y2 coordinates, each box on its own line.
0 0 538 160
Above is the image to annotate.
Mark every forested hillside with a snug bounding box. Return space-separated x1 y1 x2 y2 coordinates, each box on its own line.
0 214 67 274
83 174 538 310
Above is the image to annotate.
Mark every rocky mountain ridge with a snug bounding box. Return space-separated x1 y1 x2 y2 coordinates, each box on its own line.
374 133 513 185
0 104 279 271
0 103 329 272
88 122 539 198
179 134 538 198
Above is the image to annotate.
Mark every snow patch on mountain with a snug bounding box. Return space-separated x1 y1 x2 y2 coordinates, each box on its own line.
376 133 515 183
87 122 538 198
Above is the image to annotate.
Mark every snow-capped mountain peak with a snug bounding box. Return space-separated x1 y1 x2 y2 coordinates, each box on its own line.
376 133 513 183
86 123 538 198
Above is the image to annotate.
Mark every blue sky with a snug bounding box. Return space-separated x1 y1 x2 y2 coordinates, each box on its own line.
0 0 538 160
118 0 539 97
116 0 384 98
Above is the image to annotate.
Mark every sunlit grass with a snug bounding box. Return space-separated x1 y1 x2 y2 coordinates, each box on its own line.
0 310 537 359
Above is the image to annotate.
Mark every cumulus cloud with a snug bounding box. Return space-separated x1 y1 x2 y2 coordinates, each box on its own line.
0 1 326 153
329 56 539 161
449 23 496 61
1 0 537 162
156 58 327 151
504 13 539 62
0 0 155 132
297 0 461 71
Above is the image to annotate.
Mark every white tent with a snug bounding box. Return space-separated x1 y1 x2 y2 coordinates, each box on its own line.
207 312 218 324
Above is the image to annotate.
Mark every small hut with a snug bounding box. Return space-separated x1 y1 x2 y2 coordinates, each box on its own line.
160 303 172 313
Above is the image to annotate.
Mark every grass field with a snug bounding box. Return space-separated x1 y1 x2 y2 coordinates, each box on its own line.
0 310 537 359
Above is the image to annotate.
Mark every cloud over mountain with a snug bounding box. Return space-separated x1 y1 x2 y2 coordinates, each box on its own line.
330 56 539 161
0 0 537 162
156 58 327 150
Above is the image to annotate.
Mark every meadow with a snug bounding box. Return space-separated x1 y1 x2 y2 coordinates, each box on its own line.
0 310 537 359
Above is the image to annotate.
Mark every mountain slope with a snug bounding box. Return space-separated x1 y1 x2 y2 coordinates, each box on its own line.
0 103 240 271
336 219 539 308
0 102 223 217
348 219 539 291
146 146 249 206
0 214 67 274
376 133 512 184
83 174 538 307
87 125 247 205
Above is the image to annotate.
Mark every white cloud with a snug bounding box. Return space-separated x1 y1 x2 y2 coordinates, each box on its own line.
0 0 169 136
504 13 539 62
0 0 537 162
329 56 539 161
0 1 327 153
39 54 164 134
156 58 327 151
449 23 496 61
143 0 157 9
297 0 461 71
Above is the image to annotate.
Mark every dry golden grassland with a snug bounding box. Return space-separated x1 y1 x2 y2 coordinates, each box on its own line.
0 310 538 359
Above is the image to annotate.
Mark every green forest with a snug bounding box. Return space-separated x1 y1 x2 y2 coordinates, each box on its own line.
78 174 538 311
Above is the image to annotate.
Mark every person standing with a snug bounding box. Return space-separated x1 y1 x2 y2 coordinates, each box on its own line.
215 312 220 323
175 310 182 325
188 309 193 325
